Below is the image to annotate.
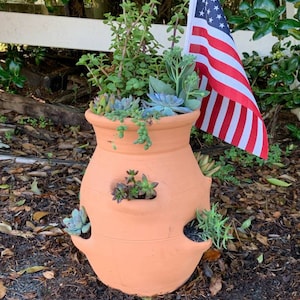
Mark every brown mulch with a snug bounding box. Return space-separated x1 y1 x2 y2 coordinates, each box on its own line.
0 107 299 300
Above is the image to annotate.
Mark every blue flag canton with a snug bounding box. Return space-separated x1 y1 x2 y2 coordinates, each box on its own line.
195 0 231 36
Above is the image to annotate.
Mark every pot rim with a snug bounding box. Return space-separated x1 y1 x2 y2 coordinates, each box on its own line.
85 109 200 131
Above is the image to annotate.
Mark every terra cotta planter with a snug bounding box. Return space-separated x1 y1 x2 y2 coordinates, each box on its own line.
71 109 212 297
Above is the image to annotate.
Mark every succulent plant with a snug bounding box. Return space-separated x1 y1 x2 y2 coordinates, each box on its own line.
142 93 192 116
111 96 140 111
89 93 115 115
141 47 209 117
77 1 210 150
63 207 91 236
90 94 142 123
195 203 233 249
112 170 158 203
195 152 221 177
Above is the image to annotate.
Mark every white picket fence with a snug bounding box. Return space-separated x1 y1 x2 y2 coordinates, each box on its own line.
0 3 296 57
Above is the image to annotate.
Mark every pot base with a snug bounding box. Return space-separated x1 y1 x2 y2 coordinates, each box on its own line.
72 234 211 297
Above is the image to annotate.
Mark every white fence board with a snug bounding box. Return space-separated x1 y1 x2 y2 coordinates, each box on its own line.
0 11 281 57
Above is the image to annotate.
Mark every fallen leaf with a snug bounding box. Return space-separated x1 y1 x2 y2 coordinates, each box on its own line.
9 205 31 213
227 241 238 252
15 199 26 206
238 217 252 233
218 259 226 273
26 221 36 230
8 272 20 280
0 222 12 234
31 178 42 195
256 233 269 246
257 253 264 263
219 194 231 203
17 266 47 275
278 174 297 182
22 142 36 151
209 275 222 296
203 248 221 262
65 189 77 196
22 292 37 299
36 227 64 236
243 243 258 251
33 211 50 221
0 223 34 238
1 248 14 258
0 184 10 189
10 230 35 239
272 211 281 218
43 270 55 279
5 167 24 174
0 281 6 299
27 171 48 177
254 182 272 191
266 178 292 187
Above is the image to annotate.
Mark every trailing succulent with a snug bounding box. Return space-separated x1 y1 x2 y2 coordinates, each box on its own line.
63 207 91 236
112 170 158 203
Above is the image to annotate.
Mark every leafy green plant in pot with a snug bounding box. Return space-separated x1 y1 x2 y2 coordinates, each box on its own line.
69 0 214 297
77 0 209 149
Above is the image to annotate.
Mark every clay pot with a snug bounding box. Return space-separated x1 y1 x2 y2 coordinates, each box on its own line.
71 109 212 297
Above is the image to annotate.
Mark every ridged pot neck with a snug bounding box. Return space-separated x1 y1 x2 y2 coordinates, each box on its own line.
85 109 200 154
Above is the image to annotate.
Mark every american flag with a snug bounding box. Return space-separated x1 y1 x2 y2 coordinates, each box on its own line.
184 0 269 159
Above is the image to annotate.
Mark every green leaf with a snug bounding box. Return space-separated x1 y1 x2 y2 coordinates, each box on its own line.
277 19 300 30
0 184 10 189
254 8 271 18
229 16 248 25
82 223 91 234
257 253 264 263
240 218 252 230
253 23 273 39
239 1 252 12
272 5 286 19
8 60 21 75
266 177 292 187
31 178 42 195
288 28 300 40
15 199 26 206
13 76 25 88
254 0 276 12
185 99 201 110
149 76 175 95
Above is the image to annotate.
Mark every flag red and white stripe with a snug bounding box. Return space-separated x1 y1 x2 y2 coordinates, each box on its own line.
184 0 269 159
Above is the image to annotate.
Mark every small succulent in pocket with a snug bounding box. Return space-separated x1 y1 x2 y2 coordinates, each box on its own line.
184 203 233 249
63 206 91 236
112 170 158 203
